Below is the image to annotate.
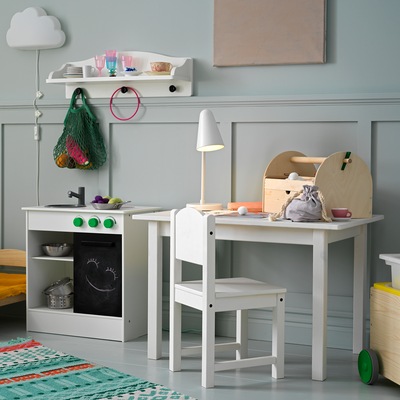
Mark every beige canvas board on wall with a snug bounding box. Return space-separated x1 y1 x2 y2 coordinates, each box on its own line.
214 0 326 66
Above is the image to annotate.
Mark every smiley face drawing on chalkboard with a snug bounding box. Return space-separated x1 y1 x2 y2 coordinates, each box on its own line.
85 258 119 292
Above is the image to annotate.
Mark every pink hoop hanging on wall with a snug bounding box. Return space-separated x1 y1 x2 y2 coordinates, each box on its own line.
109 86 141 121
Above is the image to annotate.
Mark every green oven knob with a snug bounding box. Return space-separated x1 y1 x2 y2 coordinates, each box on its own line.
103 217 116 229
88 216 100 228
73 216 84 227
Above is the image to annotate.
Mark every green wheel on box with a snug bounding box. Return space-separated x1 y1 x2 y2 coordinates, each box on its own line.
358 348 379 384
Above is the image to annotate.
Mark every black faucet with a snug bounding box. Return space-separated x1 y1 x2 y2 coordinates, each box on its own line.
68 187 85 206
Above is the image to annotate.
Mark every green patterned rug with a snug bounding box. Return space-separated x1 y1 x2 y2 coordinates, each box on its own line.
0 338 196 400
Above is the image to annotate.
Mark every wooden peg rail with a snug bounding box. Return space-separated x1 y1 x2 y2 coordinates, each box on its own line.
290 156 326 164
290 156 352 165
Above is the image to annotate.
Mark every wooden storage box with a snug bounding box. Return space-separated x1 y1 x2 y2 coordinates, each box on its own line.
370 283 400 385
262 150 373 218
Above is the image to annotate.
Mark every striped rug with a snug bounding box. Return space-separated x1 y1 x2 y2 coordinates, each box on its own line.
0 338 196 400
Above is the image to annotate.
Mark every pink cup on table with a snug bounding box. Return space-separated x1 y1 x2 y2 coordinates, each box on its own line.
331 208 352 218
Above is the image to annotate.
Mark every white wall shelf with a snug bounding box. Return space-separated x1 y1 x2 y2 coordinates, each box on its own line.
46 51 193 98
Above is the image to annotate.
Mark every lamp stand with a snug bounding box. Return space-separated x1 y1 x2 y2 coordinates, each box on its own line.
187 152 223 211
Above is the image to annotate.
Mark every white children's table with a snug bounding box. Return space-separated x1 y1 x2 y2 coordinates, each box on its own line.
133 211 383 381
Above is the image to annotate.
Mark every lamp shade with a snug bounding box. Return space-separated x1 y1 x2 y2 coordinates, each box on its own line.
196 109 224 152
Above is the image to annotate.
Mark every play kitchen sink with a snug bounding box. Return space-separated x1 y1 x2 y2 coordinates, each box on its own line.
45 204 86 208
22 203 160 341
45 186 86 208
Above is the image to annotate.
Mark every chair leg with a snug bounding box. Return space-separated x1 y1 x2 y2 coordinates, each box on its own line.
236 309 248 360
202 306 216 388
272 294 285 379
169 301 182 372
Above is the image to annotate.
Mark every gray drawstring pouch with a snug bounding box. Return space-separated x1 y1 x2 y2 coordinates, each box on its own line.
285 185 322 222
269 185 331 222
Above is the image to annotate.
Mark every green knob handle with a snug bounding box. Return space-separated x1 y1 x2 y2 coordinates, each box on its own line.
88 217 99 228
73 217 84 227
103 217 115 229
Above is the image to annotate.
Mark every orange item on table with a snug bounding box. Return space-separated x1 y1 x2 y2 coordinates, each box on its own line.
227 202 263 213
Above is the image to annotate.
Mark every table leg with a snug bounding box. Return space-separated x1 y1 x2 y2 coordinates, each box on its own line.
147 221 163 359
312 230 328 381
353 224 367 354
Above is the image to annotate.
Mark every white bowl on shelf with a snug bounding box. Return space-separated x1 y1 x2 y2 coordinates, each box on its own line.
42 243 72 257
124 70 141 76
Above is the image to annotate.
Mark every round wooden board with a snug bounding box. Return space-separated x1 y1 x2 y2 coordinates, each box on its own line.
315 152 372 218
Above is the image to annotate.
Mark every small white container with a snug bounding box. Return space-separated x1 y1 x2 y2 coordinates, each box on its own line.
380 254 400 290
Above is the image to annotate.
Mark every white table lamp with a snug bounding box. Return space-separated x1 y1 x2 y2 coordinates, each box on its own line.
187 109 224 211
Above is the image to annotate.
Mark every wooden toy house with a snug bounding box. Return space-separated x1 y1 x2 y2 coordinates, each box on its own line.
262 151 373 218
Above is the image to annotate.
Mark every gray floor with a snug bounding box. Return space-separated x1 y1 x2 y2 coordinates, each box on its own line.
0 313 398 400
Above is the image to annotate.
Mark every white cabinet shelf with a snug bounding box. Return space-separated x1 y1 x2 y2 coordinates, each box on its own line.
46 51 193 98
32 256 73 262
23 205 160 342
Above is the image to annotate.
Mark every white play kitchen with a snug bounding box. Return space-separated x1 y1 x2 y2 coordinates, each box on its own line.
22 198 160 342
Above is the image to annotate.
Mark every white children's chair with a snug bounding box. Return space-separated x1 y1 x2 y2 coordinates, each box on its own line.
169 207 286 388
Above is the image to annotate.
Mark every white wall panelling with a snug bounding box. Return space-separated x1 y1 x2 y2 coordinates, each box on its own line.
1 94 398 349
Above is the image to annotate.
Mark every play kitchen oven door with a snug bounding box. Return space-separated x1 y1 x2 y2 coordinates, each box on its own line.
73 233 122 317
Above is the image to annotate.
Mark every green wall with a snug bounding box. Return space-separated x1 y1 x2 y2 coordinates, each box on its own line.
1 0 400 101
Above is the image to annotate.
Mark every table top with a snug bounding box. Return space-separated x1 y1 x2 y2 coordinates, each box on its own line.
133 210 383 231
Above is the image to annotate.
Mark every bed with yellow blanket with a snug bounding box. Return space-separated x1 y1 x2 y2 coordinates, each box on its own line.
0 249 26 307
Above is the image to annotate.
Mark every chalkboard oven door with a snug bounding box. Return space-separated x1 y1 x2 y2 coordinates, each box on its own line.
74 233 122 317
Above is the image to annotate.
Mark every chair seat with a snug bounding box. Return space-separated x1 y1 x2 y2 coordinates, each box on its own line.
176 277 286 298
175 277 286 312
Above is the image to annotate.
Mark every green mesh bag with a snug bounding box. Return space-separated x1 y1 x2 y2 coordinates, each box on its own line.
54 89 107 170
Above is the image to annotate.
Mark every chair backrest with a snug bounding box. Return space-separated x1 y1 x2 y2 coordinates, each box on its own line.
173 208 215 265
171 208 216 290
0 249 26 268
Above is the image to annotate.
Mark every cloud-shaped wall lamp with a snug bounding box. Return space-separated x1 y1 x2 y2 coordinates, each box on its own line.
6 6 65 50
